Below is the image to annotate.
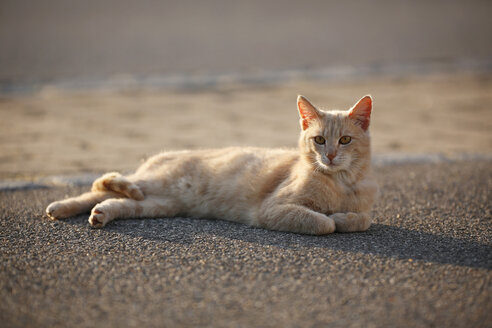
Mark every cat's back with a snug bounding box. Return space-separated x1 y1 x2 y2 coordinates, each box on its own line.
136 147 298 177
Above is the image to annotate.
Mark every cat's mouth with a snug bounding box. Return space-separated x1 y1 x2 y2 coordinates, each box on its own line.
325 162 340 170
317 158 341 172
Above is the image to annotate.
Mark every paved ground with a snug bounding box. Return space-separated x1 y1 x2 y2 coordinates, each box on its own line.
1 160 490 328
1 0 491 88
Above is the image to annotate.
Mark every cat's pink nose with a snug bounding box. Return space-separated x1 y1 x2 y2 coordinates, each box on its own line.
327 153 336 161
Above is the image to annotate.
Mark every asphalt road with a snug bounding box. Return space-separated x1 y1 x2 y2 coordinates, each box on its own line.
1 0 491 87
1 160 491 328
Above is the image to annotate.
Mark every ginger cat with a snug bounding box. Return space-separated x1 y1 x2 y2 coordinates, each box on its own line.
46 95 378 235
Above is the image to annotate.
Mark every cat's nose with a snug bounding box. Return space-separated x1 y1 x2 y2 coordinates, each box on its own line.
327 153 336 161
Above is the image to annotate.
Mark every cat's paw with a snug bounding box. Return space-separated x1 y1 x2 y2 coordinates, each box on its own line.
46 201 72 220
319 216 336 234
92 172 144 201
303 213 335 234
126 185 144 201
88 207 109 228
331 212 371 232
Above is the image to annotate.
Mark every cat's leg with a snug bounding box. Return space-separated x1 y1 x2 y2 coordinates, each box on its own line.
46 191 122 220
329 212 371 232
91 172 144 200
88 196 179 228
256 203 336 235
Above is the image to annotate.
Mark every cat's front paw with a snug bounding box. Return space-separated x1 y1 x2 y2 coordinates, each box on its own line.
330 212 371 232
46 201 72 220
88 206 109 228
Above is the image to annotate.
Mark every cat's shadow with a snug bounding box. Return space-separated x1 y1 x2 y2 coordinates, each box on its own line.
64 216 492 270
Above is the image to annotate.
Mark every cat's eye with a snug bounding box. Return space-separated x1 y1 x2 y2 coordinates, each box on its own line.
339 136 352 145
314 136 326 145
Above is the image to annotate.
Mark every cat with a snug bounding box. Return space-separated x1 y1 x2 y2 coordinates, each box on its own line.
46 95 378 235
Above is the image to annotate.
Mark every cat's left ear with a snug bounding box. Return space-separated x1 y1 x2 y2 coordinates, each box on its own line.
348 95 373 131
297 95 321 130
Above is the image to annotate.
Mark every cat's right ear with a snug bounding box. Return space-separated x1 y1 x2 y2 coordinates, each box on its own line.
297 95 321 130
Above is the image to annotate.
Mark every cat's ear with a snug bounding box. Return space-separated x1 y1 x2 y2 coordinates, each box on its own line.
348 95 372 131
297 95 321 130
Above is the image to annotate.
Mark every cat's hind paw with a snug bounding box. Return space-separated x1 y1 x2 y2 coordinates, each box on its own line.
46 201 73 220
89 207 109 228
91 172 144 201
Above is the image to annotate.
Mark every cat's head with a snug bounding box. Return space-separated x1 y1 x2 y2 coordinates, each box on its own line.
297 95 373 177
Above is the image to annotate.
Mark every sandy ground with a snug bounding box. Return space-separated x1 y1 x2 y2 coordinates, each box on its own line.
0 72 491 179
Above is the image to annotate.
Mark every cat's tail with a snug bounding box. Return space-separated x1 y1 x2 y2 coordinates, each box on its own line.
91 172 144 201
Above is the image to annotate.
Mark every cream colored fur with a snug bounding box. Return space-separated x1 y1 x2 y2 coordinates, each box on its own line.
46 95 378 235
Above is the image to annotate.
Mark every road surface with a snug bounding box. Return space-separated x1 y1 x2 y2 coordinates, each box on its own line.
1 160 490 327
1 0 491 90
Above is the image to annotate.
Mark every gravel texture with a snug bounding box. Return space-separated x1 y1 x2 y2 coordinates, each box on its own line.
1 160 491 328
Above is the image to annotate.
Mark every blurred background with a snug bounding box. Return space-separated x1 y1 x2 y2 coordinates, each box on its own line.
1 0 491 179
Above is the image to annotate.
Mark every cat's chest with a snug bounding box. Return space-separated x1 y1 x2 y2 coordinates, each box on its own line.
323 183 355 213
316 179 375 214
